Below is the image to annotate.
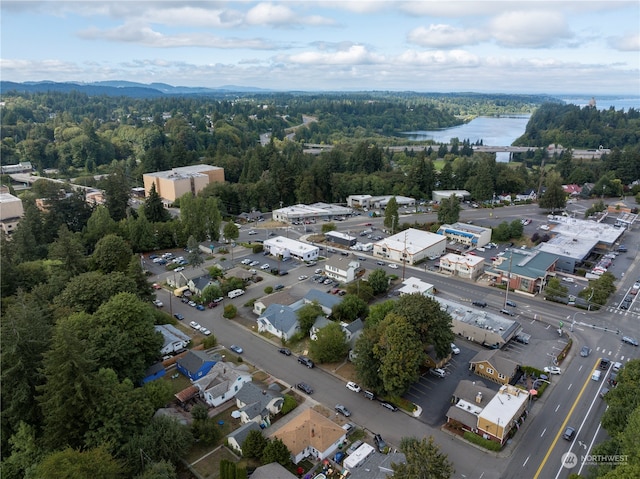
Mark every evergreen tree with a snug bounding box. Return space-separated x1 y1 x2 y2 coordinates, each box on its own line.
103 162 131 222
538 171 566 212
384 197 399 233
143 183 171 223
437 194 461 224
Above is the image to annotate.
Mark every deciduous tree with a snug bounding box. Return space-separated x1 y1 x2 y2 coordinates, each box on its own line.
91 234 133 273
332 294 368 322
368 269 389 295
35 446 123 479
437 194 461 224
296 302 323 335
309 322 349 363
392 436 454 479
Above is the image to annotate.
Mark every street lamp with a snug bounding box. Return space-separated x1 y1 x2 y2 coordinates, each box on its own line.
568 311 586 332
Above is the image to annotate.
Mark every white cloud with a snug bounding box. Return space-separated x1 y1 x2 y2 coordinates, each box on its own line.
245 2 334 27
287 44 383 65
609 32 640 51
490 11 572 48
397 49 480 67
407 24 488 48
77 23 279 49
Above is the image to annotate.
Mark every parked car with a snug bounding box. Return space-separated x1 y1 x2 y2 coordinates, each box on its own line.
261 263 270 270
188 300 197 307
544 366 562 375
373 433 387 452
200 328 211 336
274 284 284 291
189 321 201 330
341 423 355 435
196 304 205 311
346 381 361 393
388 263 398 269
298 275 308 281
562 277 575 283
334 404 351 417
380 401 398 412
296 382 314 395
278 347 291 356
229 345 243 354
622 336 639 346
173 313 184 321
450 343 460 355
298 356 314 368
505 300 517 307
152 299 164 308
472 300 487 308
430 368 446 378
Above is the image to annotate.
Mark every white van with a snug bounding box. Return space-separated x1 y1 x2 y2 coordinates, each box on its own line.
228 289 245 299
591 370 601 381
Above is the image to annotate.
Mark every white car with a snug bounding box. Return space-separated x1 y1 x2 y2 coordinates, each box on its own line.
248 230 257 235
189 321 201 331
544 366 562 375
562 277 575 283
261 263 271 270
346 381 361 393
450 343 460 355
298 275 308 281
175 266 185 272
152 299 163 308
200 328 211 336
250 260 260 267
388 263 398 269
241 259 251 265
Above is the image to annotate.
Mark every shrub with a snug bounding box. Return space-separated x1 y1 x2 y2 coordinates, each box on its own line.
463 432 502 451
223 304 237 319
280 394 298 415
264 286 273 294
202 335 217 348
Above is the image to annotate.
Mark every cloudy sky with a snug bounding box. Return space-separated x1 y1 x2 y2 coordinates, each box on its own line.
1 1 639 94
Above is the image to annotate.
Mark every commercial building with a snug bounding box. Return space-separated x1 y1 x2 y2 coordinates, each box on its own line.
434 296 521 350
264 236 319 262
0 192 24 235
437 222 492 248
439 253 485 280
272 202 353 224
373 228 446 265
346 195 415 209
397 277 435 296
485 248 558 295
142 164 225 204
325 230 357 247
432 190 471 203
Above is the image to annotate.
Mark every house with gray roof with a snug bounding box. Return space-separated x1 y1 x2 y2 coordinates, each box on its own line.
253 290 298 315
346 451 406 479
187 275 216 296
249 462 298 479
176 350 217 380
227 421 263 456
193 361 251 407
155 324 191 356
256 304 300 341
342 318 364 344
235 382 284 426
310 316 333 341
303 289 341 315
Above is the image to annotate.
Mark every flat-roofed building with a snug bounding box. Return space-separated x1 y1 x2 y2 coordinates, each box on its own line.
325 230 356 247
434 296 521 350
432 190 471 203
439 253 485 280
142 164 224 204
437 222 492 248
397 277 435 296
373 228 446 265
264 236 319 262
0 192 24 235
272 203 352 224
346 194 415 209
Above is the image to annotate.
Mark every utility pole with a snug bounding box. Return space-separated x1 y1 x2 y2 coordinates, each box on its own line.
402 231 407 281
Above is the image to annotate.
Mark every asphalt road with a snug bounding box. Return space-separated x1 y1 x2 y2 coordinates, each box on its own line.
149 199 640 479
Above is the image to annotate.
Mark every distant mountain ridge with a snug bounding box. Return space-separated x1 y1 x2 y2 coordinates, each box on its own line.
0 80 272 98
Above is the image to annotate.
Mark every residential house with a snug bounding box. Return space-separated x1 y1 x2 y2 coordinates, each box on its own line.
257 304 300 341
324 256 362 283
253 291 297 315
271 408 346 464
447 381 529 446
193 361 252 407
302 289 341 315
469 349 520 385
309 316 332 341
227 422 263 456
141 362 165 385
235 382 284 426
346 451 406 479
237 210 264 223
176 350 217 380
187 275 215 296
249 462 298 479
155 324 191 356
342 318 364 345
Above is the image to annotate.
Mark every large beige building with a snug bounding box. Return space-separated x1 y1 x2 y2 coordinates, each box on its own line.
0 192 24 235
143 165 224 204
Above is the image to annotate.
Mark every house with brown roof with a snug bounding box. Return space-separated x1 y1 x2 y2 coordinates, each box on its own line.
270 408 346 464
469 350 520 385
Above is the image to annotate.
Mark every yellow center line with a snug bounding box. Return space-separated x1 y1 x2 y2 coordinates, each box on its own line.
533 359 600 479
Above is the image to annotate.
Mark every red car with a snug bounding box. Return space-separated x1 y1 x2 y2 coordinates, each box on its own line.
208 302 219 308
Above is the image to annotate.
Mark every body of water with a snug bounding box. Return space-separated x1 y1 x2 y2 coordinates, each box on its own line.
561 97 640 111
403 115 530 146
